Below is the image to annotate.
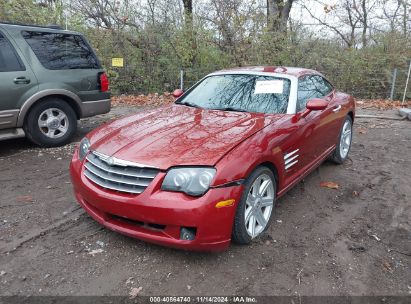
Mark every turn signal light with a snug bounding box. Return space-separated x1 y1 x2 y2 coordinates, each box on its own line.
215 199 235 208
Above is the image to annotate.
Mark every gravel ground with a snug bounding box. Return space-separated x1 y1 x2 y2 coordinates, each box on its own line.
0 105 410 297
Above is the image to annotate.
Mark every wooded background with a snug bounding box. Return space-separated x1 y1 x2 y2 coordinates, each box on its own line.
1 0 410 99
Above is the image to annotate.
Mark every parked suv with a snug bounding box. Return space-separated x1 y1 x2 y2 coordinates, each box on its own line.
0 22 110 147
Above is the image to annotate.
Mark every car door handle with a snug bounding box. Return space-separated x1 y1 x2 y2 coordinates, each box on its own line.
13 76 30 84
333 105 342 112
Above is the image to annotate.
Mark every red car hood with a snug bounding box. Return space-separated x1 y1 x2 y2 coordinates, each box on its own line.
89 104 283 170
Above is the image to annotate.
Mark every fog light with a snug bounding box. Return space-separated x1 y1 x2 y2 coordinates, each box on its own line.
180 227 196 241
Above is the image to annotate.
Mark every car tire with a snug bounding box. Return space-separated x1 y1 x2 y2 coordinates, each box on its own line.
24 98 77 147
330 115 353 164
232 166 277 244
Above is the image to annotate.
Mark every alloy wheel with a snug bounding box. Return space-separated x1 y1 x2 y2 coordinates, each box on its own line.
245 174 275 238
339 119 352 159
37 108 69 139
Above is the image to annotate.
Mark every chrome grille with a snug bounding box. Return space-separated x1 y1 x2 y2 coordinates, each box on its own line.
84 152 159 194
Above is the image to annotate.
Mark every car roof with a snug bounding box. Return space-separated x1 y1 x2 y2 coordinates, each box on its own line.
214 66 323 78
0 22 81 36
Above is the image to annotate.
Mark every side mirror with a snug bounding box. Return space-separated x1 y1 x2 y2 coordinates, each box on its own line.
306 98 328 111
172 89 184 98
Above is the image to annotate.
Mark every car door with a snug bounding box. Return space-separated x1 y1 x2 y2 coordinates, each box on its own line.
308 75 342 155
296 75 338 159
0 30 38 129
277 78 317 181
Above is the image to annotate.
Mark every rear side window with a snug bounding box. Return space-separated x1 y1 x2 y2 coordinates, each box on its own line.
0 32 25 72
21 31 100 70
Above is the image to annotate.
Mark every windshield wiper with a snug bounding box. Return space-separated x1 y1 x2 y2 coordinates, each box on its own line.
214 107 248 112
176 101 202 108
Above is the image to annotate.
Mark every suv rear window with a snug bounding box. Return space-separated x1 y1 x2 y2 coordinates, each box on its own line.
21 31 100 70
0 32 25 72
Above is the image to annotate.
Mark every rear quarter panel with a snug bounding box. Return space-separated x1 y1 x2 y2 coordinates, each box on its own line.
336 91 356 118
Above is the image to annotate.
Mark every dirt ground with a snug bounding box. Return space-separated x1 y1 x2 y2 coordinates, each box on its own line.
0 105 410 297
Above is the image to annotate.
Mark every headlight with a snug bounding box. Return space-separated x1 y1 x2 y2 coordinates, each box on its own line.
78 138 91 161
161 167 216 196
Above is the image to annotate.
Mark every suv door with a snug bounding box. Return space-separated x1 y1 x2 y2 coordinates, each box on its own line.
0 30 38 129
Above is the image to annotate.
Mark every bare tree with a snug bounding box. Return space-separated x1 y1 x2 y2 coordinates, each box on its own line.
301 0 366 48
400 0 410 36
182 0 193 29
382 0 402 32
267 0 295 32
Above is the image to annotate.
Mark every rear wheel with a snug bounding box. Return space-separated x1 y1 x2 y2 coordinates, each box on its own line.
232 166 276 244
24 98 77 147
330 115 353 164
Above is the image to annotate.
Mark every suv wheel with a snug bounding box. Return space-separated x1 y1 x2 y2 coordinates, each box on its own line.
24 98 77 147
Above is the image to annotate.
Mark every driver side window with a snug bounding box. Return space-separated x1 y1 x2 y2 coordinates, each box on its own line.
297 75 333 112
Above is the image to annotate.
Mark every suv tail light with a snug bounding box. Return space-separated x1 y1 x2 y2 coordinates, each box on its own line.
99 72 109 92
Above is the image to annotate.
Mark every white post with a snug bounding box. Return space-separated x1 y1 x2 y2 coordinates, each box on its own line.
403 60 411 104
389 69 397 100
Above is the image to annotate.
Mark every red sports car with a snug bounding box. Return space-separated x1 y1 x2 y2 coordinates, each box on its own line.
70 66 355 251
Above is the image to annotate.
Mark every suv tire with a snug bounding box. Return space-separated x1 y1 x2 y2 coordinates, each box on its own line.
24 98 77 147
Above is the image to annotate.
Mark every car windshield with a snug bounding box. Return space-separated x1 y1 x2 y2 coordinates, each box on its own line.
176 74 291 114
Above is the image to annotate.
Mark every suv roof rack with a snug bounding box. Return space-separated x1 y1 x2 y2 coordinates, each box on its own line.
0 21 63 30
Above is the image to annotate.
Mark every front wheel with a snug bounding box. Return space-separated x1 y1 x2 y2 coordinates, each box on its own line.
232 166 276 244
330 115 353 164
24 98 77 147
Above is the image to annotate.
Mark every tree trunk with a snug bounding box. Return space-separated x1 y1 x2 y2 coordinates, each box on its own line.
402 0 408 37
182 0 196 66
267 0 294 33
361 0 368 47
182 0 193 30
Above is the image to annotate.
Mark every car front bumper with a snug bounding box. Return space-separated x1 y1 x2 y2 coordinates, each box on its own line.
70 149 243 251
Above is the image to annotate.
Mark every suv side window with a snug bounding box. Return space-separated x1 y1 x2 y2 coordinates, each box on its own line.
21 31 100 70
297 75 334 112
0 32 25 72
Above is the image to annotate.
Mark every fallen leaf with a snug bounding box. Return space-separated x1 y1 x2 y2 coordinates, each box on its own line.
111 93 175 107
352 191 359 197
15 195 33 202
320 181 339 189
355 99 411 110
357 127 367 134
129 286 143 299
383 261 392 272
